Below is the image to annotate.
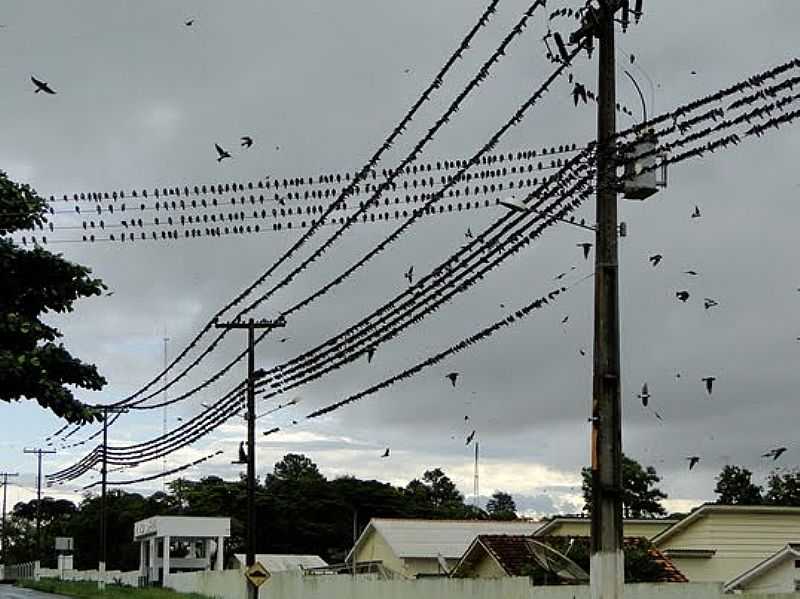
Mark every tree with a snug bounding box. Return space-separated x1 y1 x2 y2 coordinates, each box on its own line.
1 171 106 423
486 491 517 520
765 469 800 506
582 454 667 518
270 453 325 483
714 465 763 505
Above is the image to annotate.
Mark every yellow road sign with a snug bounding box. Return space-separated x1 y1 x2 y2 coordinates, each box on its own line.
245 561 271 588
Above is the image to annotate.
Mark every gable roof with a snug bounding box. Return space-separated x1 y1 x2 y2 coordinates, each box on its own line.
723 544 800 592
232 554 327 572
453 535 688 582
534 516 679 537
652 504 800 546
347 518 540 561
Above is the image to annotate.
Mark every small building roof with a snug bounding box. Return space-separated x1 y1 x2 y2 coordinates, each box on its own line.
723 544 800 592
231 554 328 572
347 518 541 562
651 503 800 546
534 516 679 537
133 516 230 541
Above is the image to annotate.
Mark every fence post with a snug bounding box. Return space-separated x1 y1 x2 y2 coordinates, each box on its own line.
34 560 41 581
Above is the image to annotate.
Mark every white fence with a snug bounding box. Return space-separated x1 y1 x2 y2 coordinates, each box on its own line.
38 566 140 587
1 561 40 581
167 571 733 599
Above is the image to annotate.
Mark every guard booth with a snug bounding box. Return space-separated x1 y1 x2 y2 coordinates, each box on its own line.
133 516 230 587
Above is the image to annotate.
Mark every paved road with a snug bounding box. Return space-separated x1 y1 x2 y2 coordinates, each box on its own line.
0 585 67 599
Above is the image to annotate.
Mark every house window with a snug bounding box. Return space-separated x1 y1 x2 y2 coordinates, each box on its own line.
795 559 800 568
795 580 800 592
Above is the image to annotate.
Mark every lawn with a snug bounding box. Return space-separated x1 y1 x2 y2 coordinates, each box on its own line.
18 579 210 599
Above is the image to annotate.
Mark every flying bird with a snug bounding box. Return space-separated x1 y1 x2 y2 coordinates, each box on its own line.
465 430 476 445
577 242 592 260
638 382 650 407
687 456 700 470
465 228 473 239
31 76 56 94
762 447 787 461
279 337 288 343
561 315 569 325
579 348 586 356
684 270 699 276
703 298 719 310
572 82 588 106
464 415 470 422
701 376 716 395
241 136 254 148
404 265 414 285
649 254 663 267
691 205 702 218
554 272 567 281
381 448 390 458
214 143 231 162
676 290 690 302
185 18 195 26
446 372 459 387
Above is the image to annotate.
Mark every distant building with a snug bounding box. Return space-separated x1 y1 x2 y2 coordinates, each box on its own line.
534 516 678 540
346 518 541 578
651 504 800 589
451 534 688 583
230 554 327 573
724 544 800 593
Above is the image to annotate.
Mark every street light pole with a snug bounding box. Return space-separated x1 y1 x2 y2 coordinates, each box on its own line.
1 472 20 565
22 448 55 562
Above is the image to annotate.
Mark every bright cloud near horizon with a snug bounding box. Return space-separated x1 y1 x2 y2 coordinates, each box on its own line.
1 0 799 520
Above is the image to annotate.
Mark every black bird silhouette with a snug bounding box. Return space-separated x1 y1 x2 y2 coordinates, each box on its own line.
554 272 567 281
214 143 231 162
762 447 787 461
31 76 56 94
676 291 690 302
691 205 702 218
446 372 459 387
366 346 376 363
703 298 719 310
684 270 699 276
579 348 586 356
701 376 716 395
381 448 390 458
638 382 650 407
185 18 195 26
465 228 473 239
561 315 569 325
232 441 247 464
687 456 700 470
649 254 663 267
465 430 476 445
241 136 254 148
279 337 288 343
577 242 592 260
464 415 470 422
572 82 588 106
404 265 414 285
106 292 114 297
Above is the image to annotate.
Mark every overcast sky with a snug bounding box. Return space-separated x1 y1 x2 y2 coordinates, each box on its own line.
1 0 799 518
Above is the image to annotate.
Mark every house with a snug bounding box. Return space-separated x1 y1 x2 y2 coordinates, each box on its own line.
723 544 800 593
534 516 678 540
451 534 688 583
651 504 800 586
346 518 540 578
230 554 327 572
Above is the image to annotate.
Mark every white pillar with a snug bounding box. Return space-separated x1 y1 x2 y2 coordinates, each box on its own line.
162 535 171 587
204 539 213 570
215 536 224 571
139 541 147 585
149 537 157 583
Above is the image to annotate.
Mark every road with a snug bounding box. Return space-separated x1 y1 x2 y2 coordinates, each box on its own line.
0 585 66 599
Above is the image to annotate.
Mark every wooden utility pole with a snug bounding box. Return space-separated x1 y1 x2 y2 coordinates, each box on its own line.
570 2 628 599
214 317 285 599
22 448 56 561
1 472 20 565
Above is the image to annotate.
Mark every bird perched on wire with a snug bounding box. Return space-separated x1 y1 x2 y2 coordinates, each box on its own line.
701 376 716 395
404 265 414 285
762 447 787 461
241 136 254 148
572 82 588 106
638 382 650 407
465 228 474 239
381 448 390 458
676 291 690 302
31 76 56 94
214 143 231 162
691 205 702 218
366 346 376 363
465 430 476 445
687 456 700 470
649 254 663 267
577 242 592 260
232 441 247 465
446 372 459 387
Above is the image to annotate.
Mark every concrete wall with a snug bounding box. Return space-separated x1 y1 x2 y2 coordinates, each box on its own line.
167 570 738 599
39 567 140 587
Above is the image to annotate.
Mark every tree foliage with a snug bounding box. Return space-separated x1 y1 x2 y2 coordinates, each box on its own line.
714 465 763 505
765 469 800 506
486 491 517 520
582 454 667 518
0 170 106 423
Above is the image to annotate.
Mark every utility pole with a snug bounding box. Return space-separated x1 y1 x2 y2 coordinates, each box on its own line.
570 3 629 599
214 317 285 599
1 472 20 565
162 334 169 491
94 405 129 591
23 448 56 561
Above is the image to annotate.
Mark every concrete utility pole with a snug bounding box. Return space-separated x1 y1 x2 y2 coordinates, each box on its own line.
22 448 56 561
214 317 285 599
1 472 20 565
570 2 629 599
95 405 129 591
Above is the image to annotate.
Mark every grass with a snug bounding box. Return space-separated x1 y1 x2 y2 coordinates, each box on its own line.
18 579 210 599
